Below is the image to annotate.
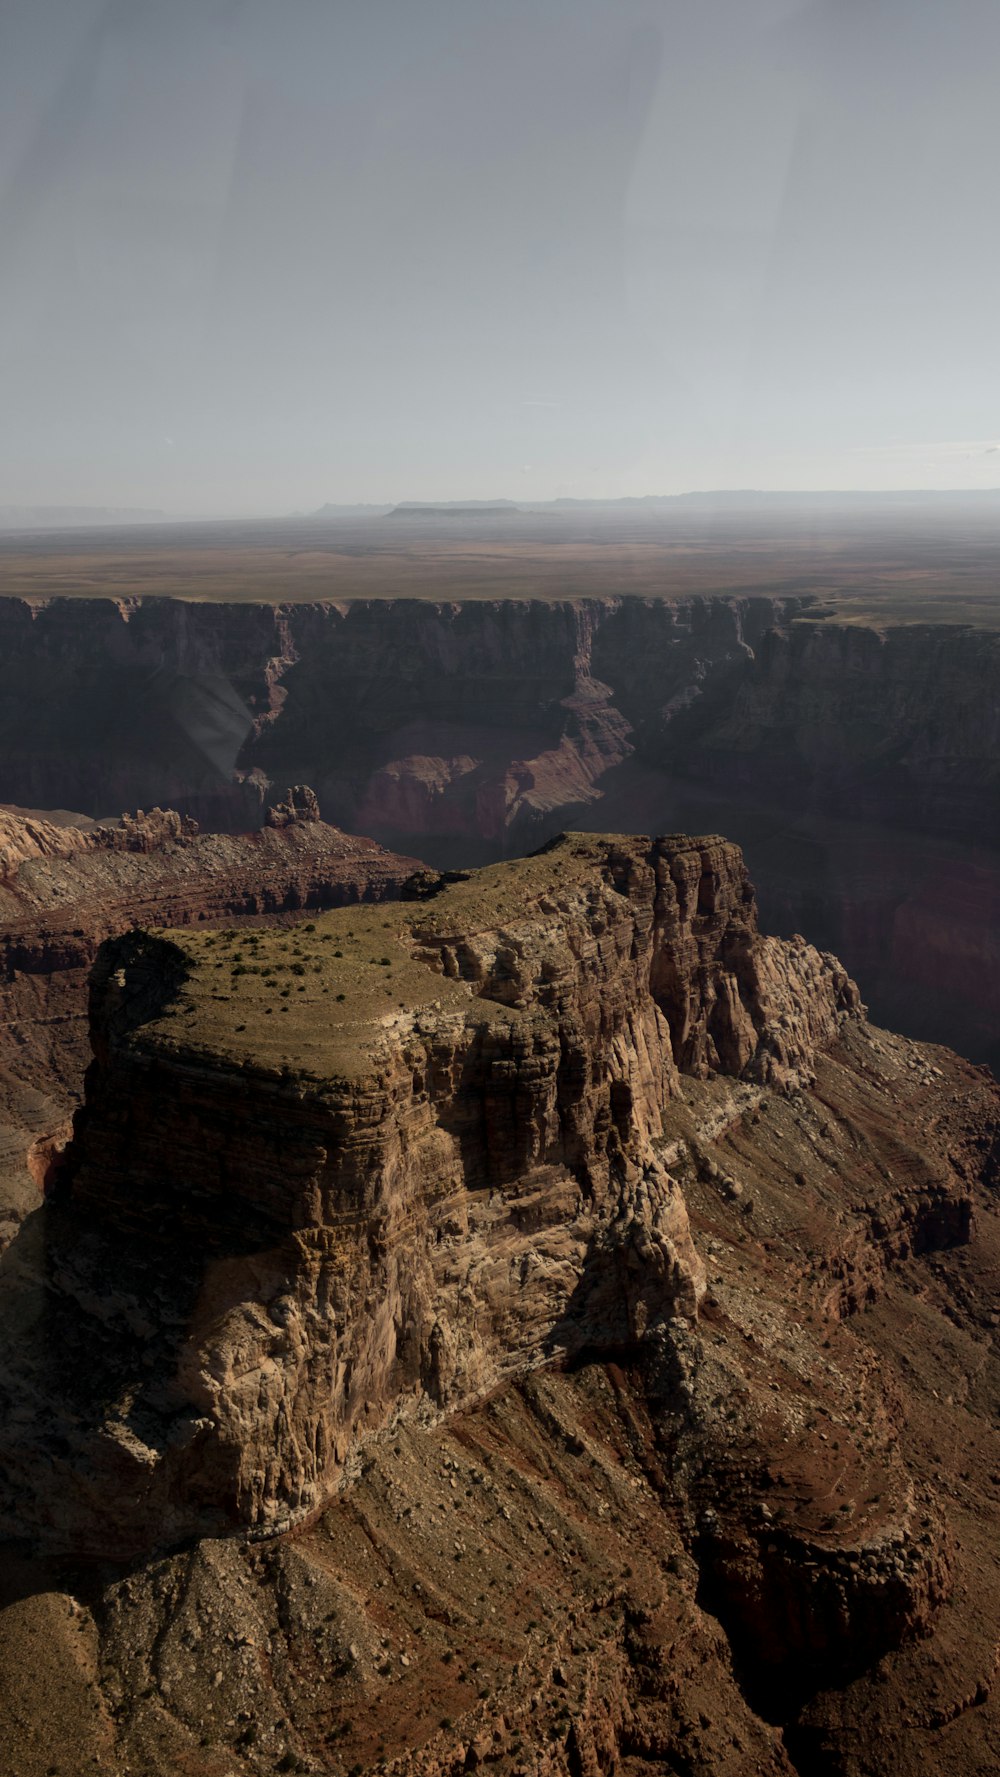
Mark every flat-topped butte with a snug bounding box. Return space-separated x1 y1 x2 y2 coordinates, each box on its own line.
120 833 721 1083
103 831 742 1080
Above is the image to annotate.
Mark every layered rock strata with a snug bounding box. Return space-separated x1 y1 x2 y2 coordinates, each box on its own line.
0 834 974 1544
0 834 997 1775
0 793 417 944
0 592 997 1064
29 836 857 1545
0 797 420 1241
2 597 995 856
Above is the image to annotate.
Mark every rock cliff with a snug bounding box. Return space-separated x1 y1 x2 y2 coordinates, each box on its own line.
1 596 995 853
0 833 997 1775
2 835 847 1545
0 593 996 1064
0 797 420 1245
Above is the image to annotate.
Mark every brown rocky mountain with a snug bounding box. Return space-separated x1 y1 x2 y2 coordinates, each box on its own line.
0 795 420 1245
0 833 996 1775
0 594 996 1067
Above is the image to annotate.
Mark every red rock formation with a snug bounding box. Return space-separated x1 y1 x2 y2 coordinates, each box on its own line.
0 797 421 1243
0 833 997 1774
0 836 985 1545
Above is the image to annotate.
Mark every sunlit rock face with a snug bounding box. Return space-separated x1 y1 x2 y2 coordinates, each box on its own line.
0 833 997 1777
0 829 933 1556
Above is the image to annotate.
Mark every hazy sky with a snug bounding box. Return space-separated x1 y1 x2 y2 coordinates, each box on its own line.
1 0 998 512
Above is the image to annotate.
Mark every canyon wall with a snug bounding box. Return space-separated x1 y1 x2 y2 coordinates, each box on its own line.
0 833 988 1559
0 596 792 838
0 594 997 1064
0 797 419 1242
0 832 997 1775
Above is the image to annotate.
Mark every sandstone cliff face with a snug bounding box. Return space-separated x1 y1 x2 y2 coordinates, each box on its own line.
0 594 806 844
44 835 864 1550
682 618 1000 839
0 834 966 1557
0 796 418 953
0 834 998 1777
0 592 996 1065
2 596 994 853
0 799 420 1245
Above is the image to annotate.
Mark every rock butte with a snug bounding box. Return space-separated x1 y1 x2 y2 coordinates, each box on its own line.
0 833 997 1775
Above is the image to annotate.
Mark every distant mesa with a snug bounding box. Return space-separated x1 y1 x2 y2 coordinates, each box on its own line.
311 501 394 517
386 501 523 519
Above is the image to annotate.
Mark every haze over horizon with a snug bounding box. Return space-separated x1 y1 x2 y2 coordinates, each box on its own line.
4 487 1000 534
2 0 999 515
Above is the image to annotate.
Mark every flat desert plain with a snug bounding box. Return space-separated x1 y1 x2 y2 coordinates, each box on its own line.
0 502 999 625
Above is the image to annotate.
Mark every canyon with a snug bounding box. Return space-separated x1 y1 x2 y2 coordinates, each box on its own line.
0 555 997 1776
0 591 997 1066
0 832 996 1776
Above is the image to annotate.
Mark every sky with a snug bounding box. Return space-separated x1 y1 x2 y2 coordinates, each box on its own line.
1 0 998 514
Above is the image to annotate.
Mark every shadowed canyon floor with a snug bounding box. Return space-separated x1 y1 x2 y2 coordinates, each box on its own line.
0 834 996 1775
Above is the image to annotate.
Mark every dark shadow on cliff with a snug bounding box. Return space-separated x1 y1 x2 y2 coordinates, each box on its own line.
0 1180 306 1558
541 1225 936 1748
